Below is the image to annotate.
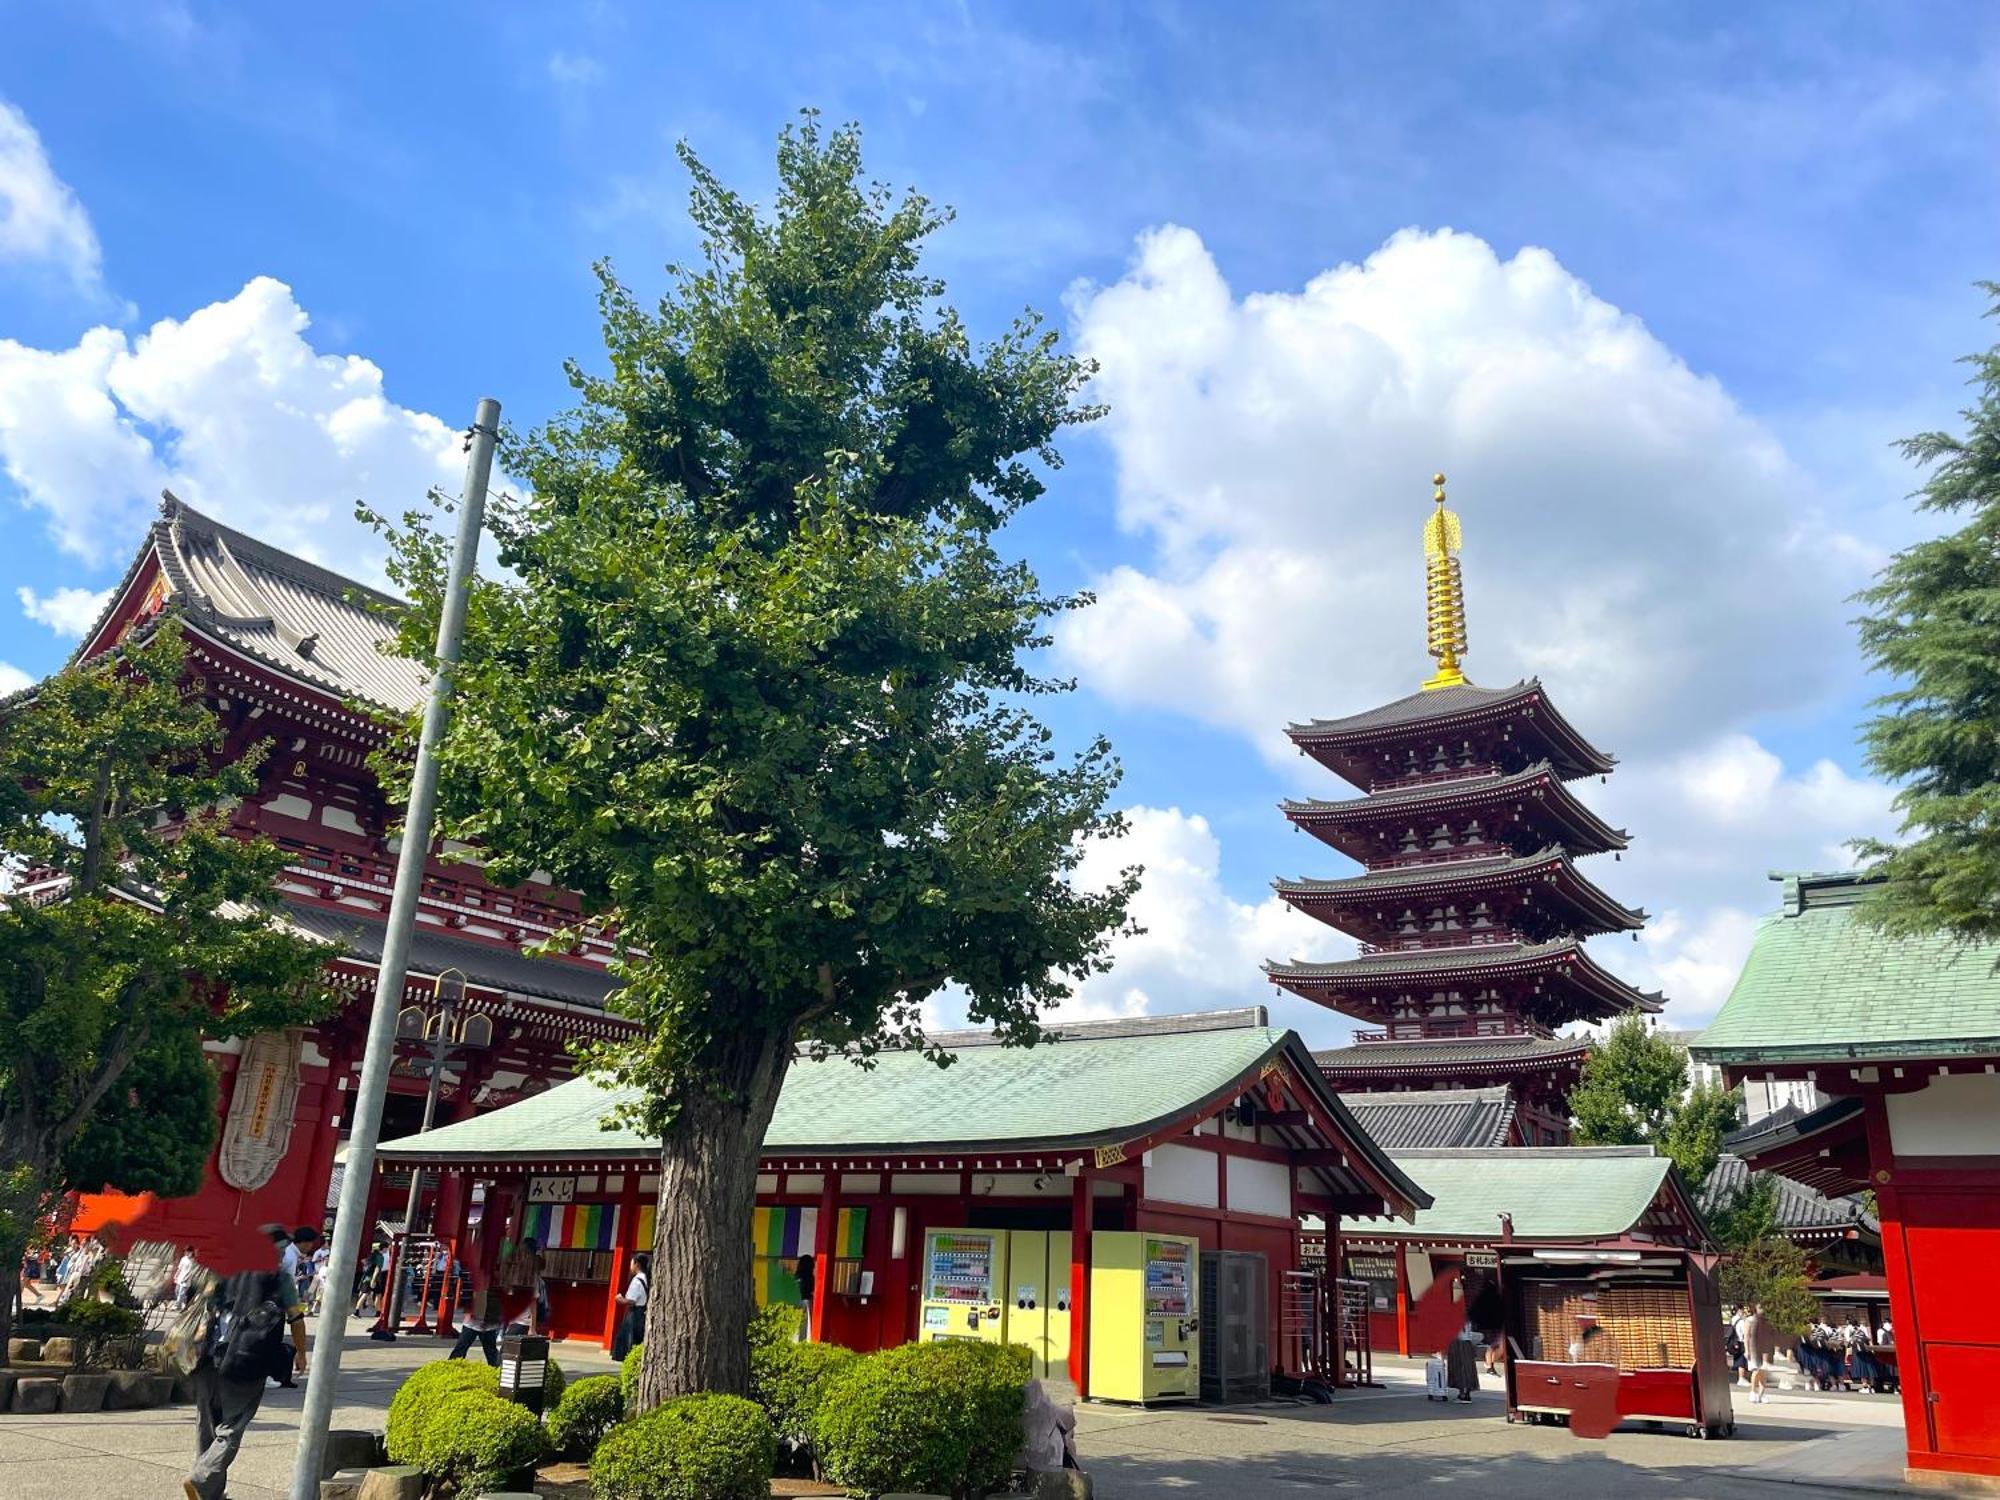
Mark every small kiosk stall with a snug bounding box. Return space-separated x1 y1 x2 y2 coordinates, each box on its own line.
1498 1241 1734 1440
375 1007 1429 1403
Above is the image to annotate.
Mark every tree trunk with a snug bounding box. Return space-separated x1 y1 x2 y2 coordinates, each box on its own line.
636 1024 793 1408
0 1146 51 1371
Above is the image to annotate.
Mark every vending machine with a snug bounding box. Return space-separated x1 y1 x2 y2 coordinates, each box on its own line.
1003 1230 1073 1379
918 1228 1008 1344
1088 1231 1201 1403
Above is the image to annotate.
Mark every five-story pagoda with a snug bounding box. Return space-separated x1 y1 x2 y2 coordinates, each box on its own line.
1265 476 1658 1144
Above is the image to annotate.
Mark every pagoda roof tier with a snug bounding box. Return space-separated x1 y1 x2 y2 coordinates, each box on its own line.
1282 760 1628 861
73 493 424 716
1287 679 1614 790
1314 1033 1592 1078
1274 846 1646 944
1265 938 1660 1024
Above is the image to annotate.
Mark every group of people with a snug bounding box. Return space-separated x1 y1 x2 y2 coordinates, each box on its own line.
1795 1314 1896 1393
16 1232 107 1311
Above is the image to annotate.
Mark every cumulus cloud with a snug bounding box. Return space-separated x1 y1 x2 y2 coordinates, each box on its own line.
0 661 29 696
1060 225 1866 762
1056 226 1893 1035
0 276 462 572
18 584 112 637
928 805 1354 1038
0 99 103 296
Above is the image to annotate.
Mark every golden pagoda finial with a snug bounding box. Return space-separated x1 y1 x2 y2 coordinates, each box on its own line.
1421 471 1469 690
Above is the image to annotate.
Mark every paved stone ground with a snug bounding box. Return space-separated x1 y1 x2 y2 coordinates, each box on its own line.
0 1333 1924 1499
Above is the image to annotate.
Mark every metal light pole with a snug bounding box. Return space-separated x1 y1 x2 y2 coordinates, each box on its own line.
381 967 466 1332
289 398 500 1500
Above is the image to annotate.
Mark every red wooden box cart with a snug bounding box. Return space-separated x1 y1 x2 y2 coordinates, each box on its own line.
1497 1242 1735 1440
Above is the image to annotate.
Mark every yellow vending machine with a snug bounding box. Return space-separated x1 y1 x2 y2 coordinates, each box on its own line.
1004 1230 1073 1379
918 1228 1007 1343
1088 1231 1200 1403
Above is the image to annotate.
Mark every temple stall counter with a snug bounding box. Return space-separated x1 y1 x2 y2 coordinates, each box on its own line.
1498 1242 1735 1440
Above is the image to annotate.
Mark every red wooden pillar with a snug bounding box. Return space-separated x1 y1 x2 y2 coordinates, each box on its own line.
810 1171 841 1342
1394 1247 1411 1358
1069 1172 1092 1394
602 1166 644 1350
434 1173 473 1335
296 1035 353 1229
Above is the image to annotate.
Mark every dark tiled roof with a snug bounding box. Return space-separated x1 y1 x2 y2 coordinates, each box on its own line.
1341 1086 1516 1150
1282 760 1629 855
1724 1096 1863 1156
1699 1153 1878 1238
1275 847 1646 934
105 495 428 714
278 900 620 1011
1288 681 1535 738
1316 1034 1591 1071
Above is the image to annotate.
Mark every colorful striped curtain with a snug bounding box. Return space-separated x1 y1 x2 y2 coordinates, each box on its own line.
522 1201 620 1251
627 1202 866 1305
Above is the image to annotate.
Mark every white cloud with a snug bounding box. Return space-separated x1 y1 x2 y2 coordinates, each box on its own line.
1060 225 1867 763
0 99 103 296
1057 226 1895 1037
927 805 1357 1042
0 661 29 696
18 584 112 637
0 276 462 572
547 52 604 88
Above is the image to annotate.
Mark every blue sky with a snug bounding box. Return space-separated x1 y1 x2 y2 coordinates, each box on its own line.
2 2 1995 1042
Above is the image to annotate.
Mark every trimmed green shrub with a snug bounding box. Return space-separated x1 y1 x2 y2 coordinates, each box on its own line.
748 1301 800 1357
812 1340 1030 1499
414 1388 546 1495
590 1392 776 1500
620 1344 645 1408
57 1300 145 1368
545 1355 568 1411
749 1339 857 1449
386 1361 499 1466
547 1372 624 1459
387 1359 550 1494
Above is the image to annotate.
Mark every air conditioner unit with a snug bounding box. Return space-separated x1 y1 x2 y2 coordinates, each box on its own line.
1199 1249 1271 1404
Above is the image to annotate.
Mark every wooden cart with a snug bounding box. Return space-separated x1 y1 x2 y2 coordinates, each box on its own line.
1497 1242 1735 1440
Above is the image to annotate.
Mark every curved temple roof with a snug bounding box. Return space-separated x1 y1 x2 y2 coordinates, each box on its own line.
1286 679 1615 786
1269 938 1661 1021
1275 845 1646 941
1282 759 1630 859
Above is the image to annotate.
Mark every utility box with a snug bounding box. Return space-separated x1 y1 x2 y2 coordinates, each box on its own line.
1006 1229 1074 1380
1088 1231 1200 1403
1199 1250 1271 1403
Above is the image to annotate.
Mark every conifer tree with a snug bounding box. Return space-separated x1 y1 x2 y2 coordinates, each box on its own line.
1855 287 2000 939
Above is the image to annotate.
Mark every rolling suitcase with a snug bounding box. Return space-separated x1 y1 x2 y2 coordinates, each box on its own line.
1425 1356 1450 1401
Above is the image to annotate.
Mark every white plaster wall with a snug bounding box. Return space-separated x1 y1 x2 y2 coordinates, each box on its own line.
1227 1155 1292 1218
889 1173 961 1195
1144 1142 1219 1208
1886 1072 2000 1155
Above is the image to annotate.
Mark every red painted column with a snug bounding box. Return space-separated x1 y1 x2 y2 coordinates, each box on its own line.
1069 1172 1092 1394
296 1035 354 1229
1394 1247 1411 1358
810 1171 841 1342
434 1173 473 1335
602 1167 644 1350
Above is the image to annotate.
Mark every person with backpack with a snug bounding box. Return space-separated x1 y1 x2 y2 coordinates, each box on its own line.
184 1244 308 1500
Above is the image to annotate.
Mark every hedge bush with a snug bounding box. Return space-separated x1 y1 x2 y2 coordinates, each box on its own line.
748 1301 800 1356
620 1344 645 1408
812 1340 1030 1499
544 1355 569 1411
590 1392 776 1500
385 1358 547 1494
547 1372 624 1459
749 1339 857 1449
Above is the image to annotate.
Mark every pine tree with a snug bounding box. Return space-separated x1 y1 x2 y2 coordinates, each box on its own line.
1854 286 2000 939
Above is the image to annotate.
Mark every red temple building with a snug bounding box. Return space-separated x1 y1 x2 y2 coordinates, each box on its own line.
1265 476 1659 1144
60 496 632 1267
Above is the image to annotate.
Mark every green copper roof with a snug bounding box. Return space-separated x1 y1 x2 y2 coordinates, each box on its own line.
1692 872 2000 1065
379 1011 1428 1217
1341 1148 1674 1242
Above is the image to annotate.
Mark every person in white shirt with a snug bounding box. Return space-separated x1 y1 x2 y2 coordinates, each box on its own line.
1734 1304 1774 1404
174 1246 200 1310
613 1253 651 1360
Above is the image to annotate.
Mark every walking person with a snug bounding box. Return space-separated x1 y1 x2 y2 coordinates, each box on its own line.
174 1245 200 1310
447 1275 504 1367
183 1243 309 1500
612 1253 650 1360
1734 1303 1775 1404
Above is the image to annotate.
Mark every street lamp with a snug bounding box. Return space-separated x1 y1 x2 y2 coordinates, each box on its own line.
381 968 470 1334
